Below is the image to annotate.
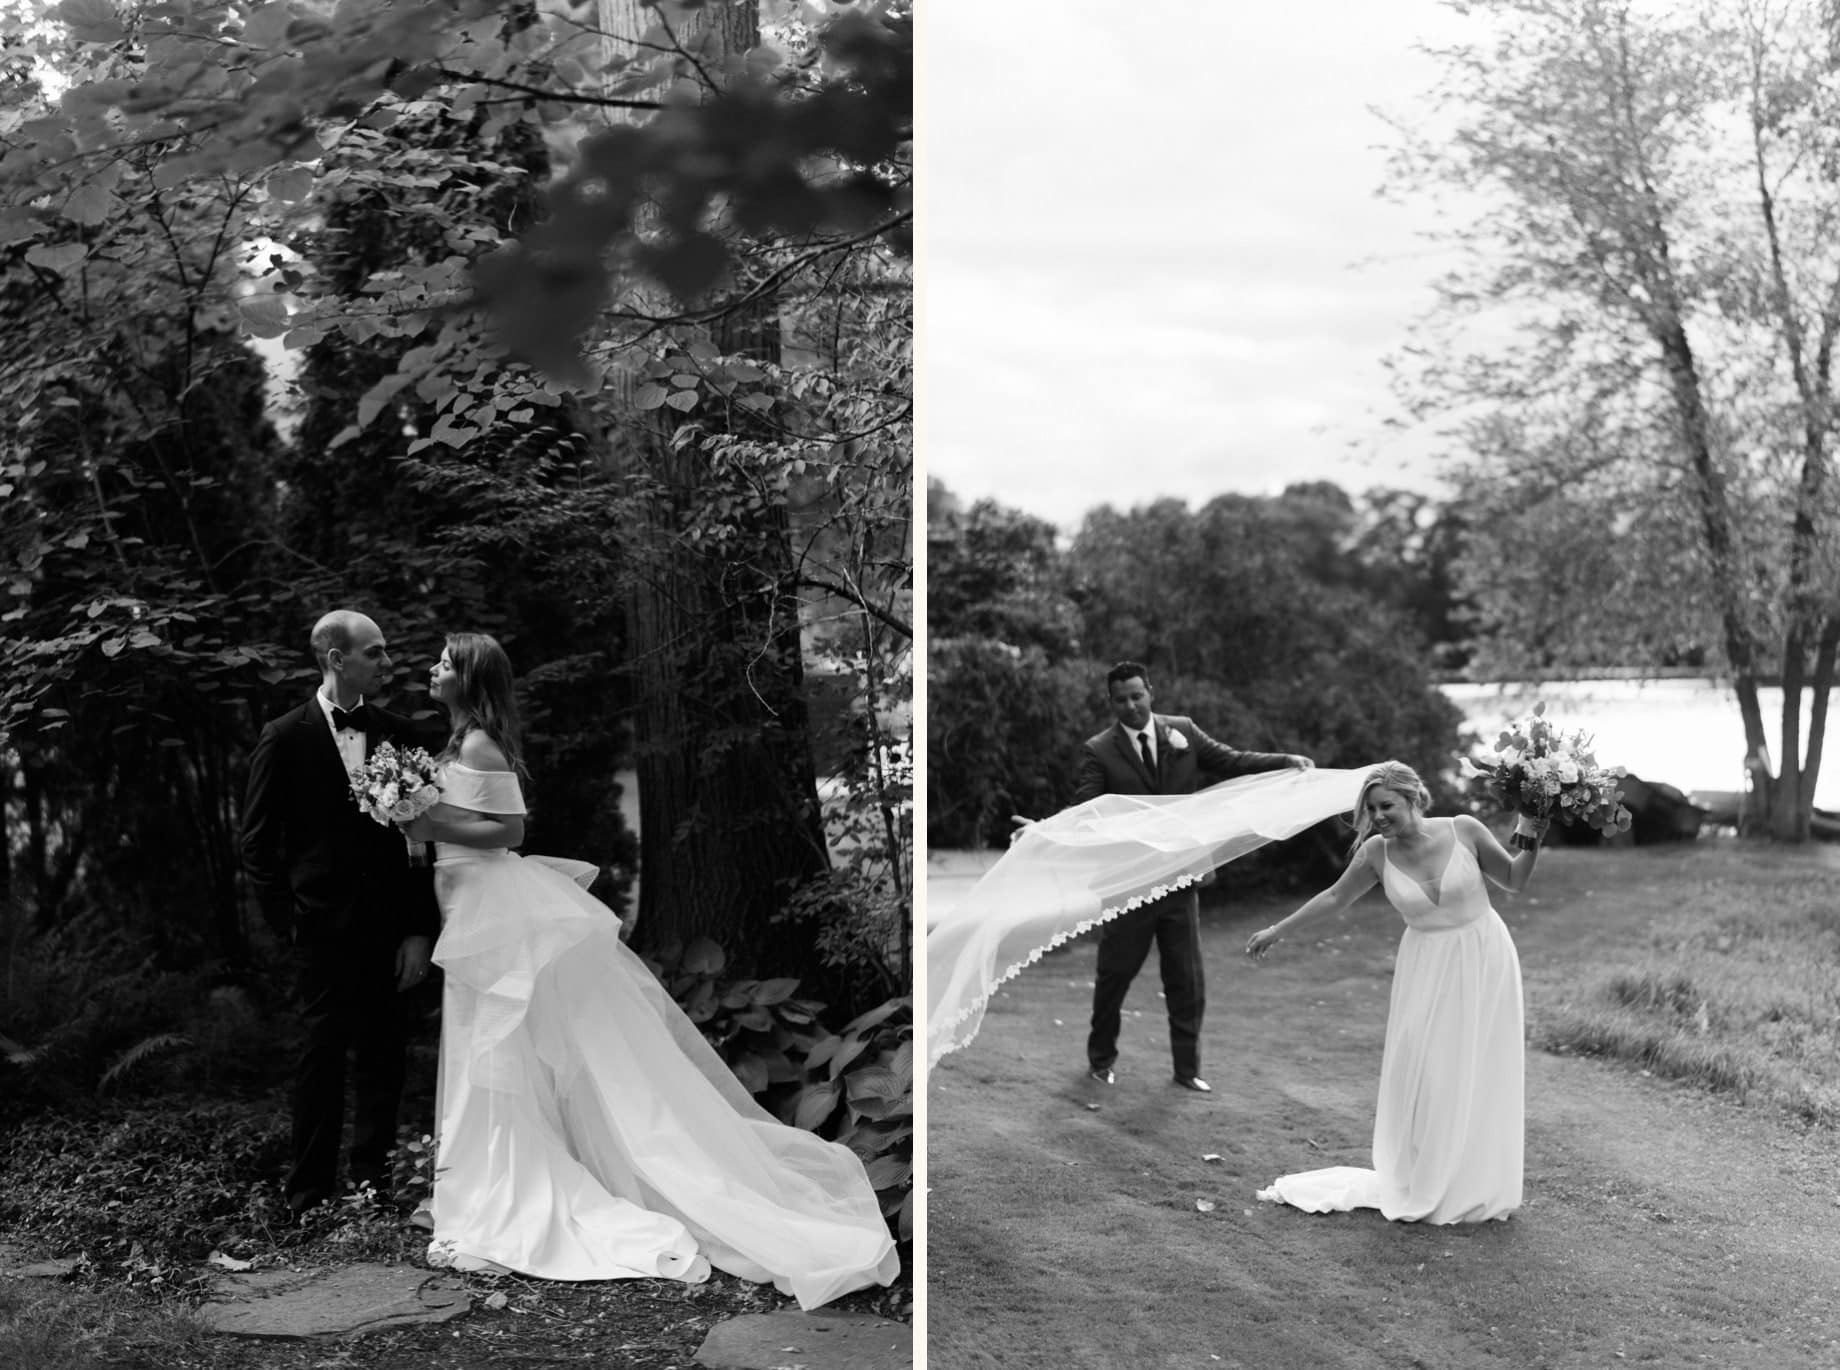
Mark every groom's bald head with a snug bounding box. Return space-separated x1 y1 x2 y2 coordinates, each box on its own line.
310 609 377 670
310 609 391 699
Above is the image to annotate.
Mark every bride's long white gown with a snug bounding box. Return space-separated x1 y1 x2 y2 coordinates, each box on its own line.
424 764 900 1308
1258 819 1524 1224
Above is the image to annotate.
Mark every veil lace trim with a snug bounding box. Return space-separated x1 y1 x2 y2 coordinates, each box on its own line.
926 766 1373 1069
927 869 1211 1064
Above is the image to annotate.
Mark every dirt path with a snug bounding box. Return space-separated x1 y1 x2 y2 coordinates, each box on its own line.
925 848 1840 1370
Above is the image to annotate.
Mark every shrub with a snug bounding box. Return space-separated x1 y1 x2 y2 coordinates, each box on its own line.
777 997 912 1243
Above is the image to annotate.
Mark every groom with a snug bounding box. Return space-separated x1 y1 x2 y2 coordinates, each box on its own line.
1077 661 1311 1093
240 609 439 1215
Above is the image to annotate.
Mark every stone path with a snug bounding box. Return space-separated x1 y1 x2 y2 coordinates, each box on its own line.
696 1310 911 1370
8 1239 910 1361
196 1263 471 1339
0 1243 79 1279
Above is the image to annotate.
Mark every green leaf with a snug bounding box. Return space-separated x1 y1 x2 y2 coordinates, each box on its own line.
635 384 667 410
237 295 290 339
56 0 124 42
731 1053 769 1095
266 166 315 203
61 183 118 227
664 390 698 412
430 415 480 449
240 2 295 48
792 1078 841 1132
753 977 800 1005
844 1064 904 1102
682 938 725 975
863 1154 909 1190
25 242 87 274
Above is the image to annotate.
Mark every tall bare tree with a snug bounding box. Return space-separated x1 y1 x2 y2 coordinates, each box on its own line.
1392 0 1840 838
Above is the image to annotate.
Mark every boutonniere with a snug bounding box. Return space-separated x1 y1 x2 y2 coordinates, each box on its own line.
1164 730 1189 753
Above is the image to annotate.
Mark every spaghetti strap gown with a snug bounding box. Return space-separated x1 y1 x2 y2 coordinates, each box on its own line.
423 764 899 1307
1257 819 1524 1224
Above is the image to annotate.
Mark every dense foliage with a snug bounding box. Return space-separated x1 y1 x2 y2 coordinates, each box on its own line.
0 0 913 1212
926 480 1466 872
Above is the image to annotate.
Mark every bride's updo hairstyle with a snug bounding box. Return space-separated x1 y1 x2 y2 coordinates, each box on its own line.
1349 760 1432 857
441 632 526 778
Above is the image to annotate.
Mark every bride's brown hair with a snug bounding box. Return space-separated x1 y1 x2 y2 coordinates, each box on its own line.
1348 760 1431 858
440 632 526 778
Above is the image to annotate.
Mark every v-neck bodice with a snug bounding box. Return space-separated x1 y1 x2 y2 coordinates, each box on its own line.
1380 820 1492 931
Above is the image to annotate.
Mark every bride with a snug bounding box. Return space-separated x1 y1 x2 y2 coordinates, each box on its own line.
1245 760 1543 1224
401 632 899 1308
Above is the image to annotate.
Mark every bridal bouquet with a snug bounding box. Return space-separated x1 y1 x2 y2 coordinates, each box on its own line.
1460 702 1632 849
348 741 442 863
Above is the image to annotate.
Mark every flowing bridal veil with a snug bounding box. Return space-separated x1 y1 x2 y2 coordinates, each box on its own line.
926 767 1373 1067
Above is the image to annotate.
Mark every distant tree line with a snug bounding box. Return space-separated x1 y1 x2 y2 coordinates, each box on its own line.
926 478 1468 872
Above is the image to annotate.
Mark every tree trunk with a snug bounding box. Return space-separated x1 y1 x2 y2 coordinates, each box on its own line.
597 0 831 975
1654 323 1773 815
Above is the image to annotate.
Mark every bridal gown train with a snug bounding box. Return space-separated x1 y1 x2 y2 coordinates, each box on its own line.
1258 819 1524 1224
424 764 899 1308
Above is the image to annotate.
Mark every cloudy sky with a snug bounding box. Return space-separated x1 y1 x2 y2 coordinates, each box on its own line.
920 0 1477 530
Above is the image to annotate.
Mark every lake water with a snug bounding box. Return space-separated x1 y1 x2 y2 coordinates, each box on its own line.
1442 679 1840 811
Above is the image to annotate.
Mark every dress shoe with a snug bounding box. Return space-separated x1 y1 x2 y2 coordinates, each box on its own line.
1173 1075 1212 1093
1088 1066 1115 1085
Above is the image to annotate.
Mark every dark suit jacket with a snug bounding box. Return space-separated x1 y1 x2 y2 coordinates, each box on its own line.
240 694 441 948
1074 713 1293 804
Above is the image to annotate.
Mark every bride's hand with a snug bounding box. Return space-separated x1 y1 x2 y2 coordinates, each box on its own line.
1245 926 1281 958
400 813 436 842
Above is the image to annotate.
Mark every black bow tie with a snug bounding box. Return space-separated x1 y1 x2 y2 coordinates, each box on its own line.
331 704 370 733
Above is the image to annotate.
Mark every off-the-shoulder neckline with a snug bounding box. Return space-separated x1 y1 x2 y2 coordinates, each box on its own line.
445 761 518 777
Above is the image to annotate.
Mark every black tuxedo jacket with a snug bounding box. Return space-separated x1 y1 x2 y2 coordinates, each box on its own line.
1074 713 1292 804
240 694 441 948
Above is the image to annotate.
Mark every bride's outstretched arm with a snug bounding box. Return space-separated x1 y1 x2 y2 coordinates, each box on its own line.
1245 839 1382 958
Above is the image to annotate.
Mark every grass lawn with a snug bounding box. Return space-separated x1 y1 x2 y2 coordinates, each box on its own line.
1525 838 1840 1121
926 836 1840 1370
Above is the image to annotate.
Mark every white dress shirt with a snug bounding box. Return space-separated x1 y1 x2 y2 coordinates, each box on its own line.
316 688 368 777
1131 721 1158 769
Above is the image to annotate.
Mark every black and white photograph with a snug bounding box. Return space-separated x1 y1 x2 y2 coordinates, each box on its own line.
925 0 1840 1366
1 2 911 1367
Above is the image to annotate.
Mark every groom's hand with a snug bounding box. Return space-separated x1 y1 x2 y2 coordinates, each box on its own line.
1285 755 1314 771
395 935 433 992
1008 815 1037 844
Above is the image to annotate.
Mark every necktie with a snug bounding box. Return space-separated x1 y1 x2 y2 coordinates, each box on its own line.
1137 730 1155 778
331 704 369 733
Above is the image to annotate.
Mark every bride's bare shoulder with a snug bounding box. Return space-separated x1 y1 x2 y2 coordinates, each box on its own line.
1450 813 1489 843
457 731 513 772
